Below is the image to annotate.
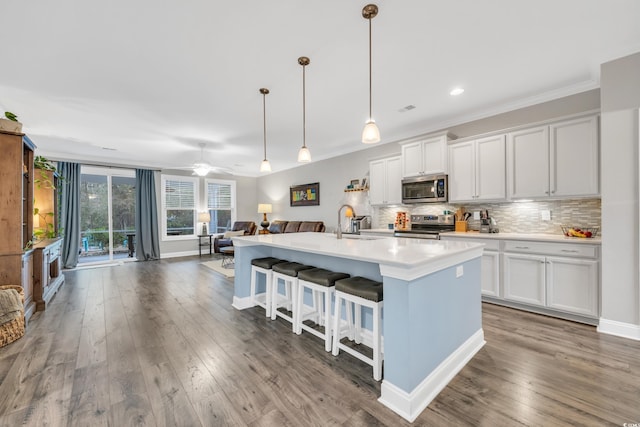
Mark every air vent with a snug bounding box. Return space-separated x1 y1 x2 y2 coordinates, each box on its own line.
398 105 416 113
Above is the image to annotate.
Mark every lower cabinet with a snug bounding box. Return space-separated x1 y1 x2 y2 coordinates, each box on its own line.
503 240 599 319
21 251 36 322
440 235 600 322
33 238 65 311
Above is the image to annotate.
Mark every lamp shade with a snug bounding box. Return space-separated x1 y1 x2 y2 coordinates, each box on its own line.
257 203 272 214
198 212 211 223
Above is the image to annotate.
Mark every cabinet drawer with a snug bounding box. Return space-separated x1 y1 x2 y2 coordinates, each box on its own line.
440 236 500 251
504 241 597 258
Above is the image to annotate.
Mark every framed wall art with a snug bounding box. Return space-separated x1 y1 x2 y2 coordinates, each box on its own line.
290 182 320 206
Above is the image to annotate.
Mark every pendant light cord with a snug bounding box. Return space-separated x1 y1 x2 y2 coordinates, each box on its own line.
302 63 307 149
368 15 373 120
262 92 267 160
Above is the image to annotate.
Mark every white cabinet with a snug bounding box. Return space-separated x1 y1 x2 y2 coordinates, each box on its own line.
503 252 547 305
481 250 500 297
507 115 599 199
369 156 402 205
549 116 599 197
503 240 599 318
449 134 506 202
546 256 598 317
401 133 449 177
439 236 500 297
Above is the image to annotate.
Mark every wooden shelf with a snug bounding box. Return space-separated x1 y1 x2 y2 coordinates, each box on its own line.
344 187 369 193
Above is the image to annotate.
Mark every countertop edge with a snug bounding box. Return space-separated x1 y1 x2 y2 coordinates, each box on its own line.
439 231 601 245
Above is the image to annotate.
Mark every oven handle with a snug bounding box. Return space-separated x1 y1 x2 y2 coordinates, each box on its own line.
394 232 440 239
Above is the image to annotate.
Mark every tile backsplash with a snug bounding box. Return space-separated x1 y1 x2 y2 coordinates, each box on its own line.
374 198 601 236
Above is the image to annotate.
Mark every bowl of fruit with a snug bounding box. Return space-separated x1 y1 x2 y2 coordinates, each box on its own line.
561 226 599 238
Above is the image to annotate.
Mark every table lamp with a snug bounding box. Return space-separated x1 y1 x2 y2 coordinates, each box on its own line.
258 203 272 232
198 212 211 235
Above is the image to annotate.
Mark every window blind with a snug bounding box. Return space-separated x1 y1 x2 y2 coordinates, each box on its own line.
165 179 195 209
207 182 232 209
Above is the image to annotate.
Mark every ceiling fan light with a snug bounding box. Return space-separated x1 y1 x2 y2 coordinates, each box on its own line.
297 146 311 163
193 164 211 176
260 159 271 172
362 120 381 144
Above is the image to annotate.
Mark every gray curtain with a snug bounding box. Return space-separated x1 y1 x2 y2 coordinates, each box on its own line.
58 162 81 268
135 169 161 260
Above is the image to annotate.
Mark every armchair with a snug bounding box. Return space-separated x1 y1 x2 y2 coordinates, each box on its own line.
213 221 257 253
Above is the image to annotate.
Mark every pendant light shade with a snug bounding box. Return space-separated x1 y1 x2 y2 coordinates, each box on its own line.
362 120 380 144
259 88 272 172
298 56 312 163
362 4 380 144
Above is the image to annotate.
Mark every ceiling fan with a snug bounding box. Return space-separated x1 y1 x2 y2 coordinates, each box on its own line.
186 143 232 176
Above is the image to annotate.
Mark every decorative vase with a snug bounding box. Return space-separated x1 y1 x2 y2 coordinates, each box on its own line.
0 118 22 133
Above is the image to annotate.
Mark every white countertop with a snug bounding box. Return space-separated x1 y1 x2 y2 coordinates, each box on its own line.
233 232 484 279
440 231 601 245
360 228 395 235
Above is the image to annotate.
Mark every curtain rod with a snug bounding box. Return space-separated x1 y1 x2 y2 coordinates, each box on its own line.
51 158 162 172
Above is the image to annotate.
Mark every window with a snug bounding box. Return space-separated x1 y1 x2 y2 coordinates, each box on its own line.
206 179 236 234
161 175 198 239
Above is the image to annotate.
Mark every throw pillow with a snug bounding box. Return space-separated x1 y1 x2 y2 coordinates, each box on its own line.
223 230 245 238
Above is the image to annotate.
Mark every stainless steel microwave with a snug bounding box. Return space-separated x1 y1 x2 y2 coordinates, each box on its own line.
401 174 448 204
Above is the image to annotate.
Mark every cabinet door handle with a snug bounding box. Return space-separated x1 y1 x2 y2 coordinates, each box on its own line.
545 190 549 194
560 249 579 253
515 246 529 249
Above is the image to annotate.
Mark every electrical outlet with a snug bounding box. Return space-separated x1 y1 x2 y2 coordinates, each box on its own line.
541 210 551 221
456 265 464 278
473 211 480 220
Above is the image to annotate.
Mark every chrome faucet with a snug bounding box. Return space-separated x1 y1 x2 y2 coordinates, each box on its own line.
337 204 355 239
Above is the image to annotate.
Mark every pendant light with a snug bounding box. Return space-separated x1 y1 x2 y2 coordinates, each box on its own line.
298 56 312 163
259 88 272 172
362 4 380 144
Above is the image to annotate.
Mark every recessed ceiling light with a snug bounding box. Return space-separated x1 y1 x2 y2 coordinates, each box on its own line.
450 87 464 96
398 105 416 113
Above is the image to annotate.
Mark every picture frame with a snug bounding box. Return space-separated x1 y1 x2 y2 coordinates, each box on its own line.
290 182 320 206
350 179 360 186
361 177 368 188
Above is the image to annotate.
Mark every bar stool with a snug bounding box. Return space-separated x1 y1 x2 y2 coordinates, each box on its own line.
296 268 350 352
331 276 384 381
250 257 286 317
270 262 314 329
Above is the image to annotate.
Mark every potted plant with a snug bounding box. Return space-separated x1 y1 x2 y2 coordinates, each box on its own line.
33 156 59 242
0 111 23 133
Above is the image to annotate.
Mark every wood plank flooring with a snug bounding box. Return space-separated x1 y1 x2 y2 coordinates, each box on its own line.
1 256 639 426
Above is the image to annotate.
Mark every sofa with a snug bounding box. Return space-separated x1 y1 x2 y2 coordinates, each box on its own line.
213 221 257 254
267 220 325 234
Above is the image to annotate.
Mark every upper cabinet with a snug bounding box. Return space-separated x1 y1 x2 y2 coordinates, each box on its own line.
369 156 402 205
449 134 506 203
507 115 599 199
401 132 452 177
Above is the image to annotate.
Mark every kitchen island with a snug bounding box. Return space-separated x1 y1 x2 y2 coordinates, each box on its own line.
232 232 484 422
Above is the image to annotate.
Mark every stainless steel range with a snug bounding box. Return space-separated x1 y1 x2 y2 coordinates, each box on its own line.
393 214 455 240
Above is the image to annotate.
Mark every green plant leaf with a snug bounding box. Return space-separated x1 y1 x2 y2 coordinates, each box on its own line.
4 111 18 121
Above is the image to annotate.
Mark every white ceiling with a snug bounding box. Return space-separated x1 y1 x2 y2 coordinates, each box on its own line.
1 1 639 177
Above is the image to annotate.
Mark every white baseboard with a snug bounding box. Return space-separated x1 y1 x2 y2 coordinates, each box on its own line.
160 250 200 259
232 295 253 310
378 329 485 422
597 318 640 341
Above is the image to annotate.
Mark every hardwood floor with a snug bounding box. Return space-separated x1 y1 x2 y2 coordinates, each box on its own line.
1 256 639 426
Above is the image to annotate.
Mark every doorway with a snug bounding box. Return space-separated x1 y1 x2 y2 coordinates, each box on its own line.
79 166 136 265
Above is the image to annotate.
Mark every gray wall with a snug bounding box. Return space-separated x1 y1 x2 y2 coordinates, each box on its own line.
600 51 640 328
256 143 401 233
158 169 257 256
